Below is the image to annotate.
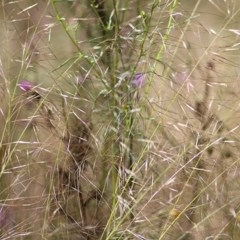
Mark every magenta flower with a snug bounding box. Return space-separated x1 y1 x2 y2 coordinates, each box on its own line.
18 80 41 101
18 80 33 91
131 73 146 88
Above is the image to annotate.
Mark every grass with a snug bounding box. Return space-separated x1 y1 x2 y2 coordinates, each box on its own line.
1 0 240 239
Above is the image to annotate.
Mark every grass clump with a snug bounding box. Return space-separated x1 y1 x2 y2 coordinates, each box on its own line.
1 0 240 239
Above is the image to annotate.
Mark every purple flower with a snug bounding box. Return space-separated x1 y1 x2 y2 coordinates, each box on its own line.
18 80 33 91
131 73 146 88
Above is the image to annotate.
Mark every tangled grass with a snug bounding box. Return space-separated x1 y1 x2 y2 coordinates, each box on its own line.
1 0 240 239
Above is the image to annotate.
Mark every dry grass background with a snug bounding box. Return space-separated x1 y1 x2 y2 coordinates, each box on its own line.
1 0 240 239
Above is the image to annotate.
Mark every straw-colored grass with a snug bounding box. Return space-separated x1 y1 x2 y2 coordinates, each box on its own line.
1 1 240 239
